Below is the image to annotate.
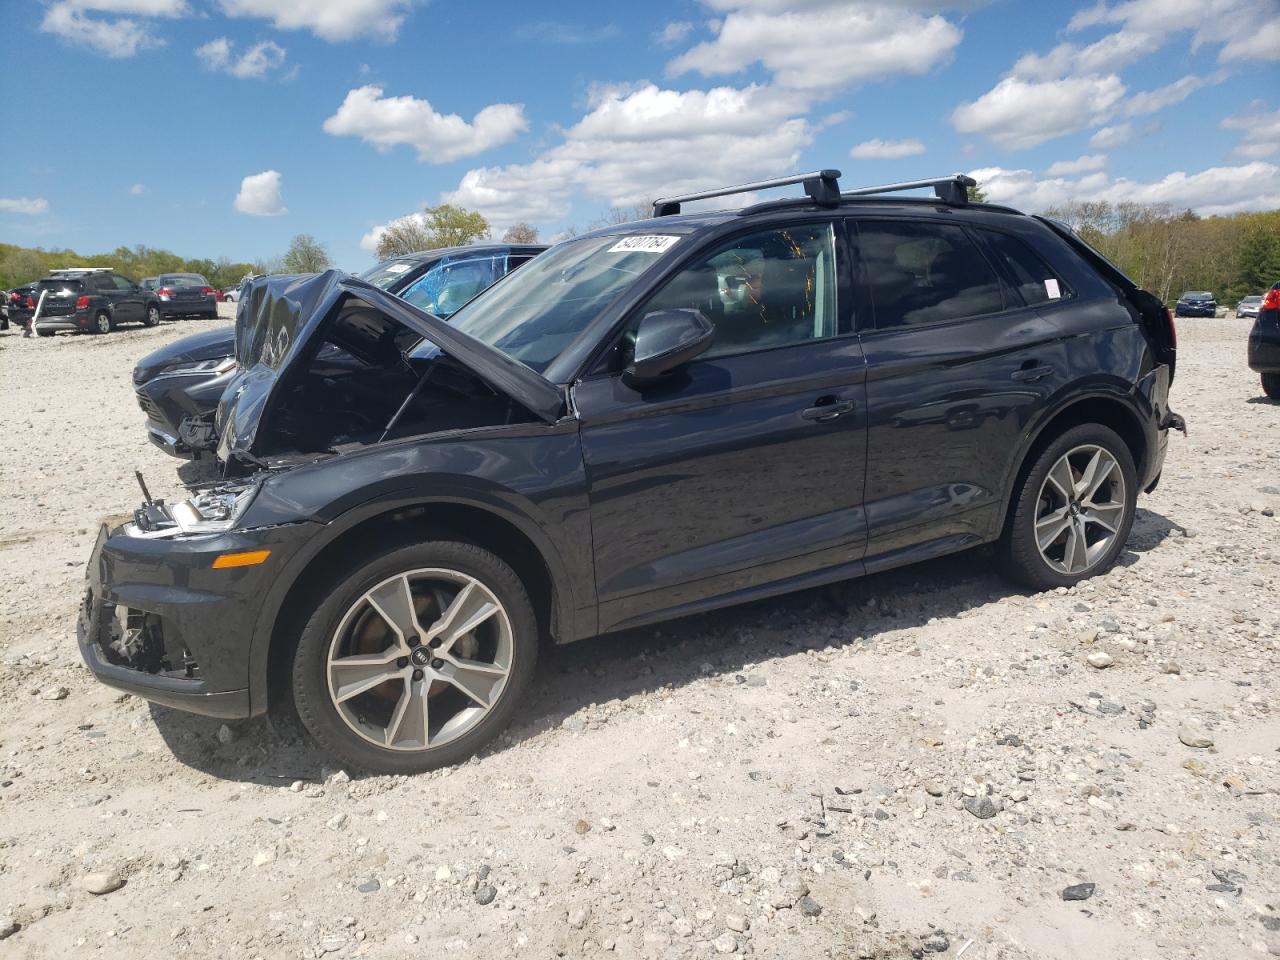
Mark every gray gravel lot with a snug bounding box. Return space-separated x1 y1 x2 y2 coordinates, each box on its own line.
0 310 1277 959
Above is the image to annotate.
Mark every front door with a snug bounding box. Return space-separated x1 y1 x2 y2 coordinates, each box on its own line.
574 221 869 632
850 218 1070 568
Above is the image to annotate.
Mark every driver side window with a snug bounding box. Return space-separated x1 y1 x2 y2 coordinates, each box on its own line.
626 223 839 364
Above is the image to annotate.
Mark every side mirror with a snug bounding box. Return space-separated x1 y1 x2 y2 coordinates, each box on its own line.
626 309 714 382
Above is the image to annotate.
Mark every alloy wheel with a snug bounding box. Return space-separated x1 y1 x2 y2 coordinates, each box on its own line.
1034 444 1127 575
325 568 513 752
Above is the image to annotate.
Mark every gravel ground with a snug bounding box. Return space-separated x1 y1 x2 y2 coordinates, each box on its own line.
0 310 1277 959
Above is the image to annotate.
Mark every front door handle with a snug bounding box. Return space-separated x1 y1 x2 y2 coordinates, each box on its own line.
801 397 855 422
1012 364 1055 382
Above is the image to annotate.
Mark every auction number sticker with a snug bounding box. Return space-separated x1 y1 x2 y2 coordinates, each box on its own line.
1045 278 1062 299
608 235 680 254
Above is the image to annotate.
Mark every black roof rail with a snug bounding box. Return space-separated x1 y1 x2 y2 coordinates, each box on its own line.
653 169 842 217
841 173 976 206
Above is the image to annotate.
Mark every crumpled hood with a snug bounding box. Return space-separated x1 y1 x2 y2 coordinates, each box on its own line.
133 326 236 384
216 270 564 462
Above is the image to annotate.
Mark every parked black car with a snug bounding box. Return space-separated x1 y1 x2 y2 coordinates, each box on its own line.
81 171 1181 774
1174 290 1217 317
7 281 39 332
33 269 160 335
150 273 219 320
132 244 545 458
1247 282 1280 399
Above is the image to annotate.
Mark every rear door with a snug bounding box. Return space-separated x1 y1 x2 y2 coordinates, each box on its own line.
106 274 141 322
36 277 82 320
851 217 1069 568
575 220 869 631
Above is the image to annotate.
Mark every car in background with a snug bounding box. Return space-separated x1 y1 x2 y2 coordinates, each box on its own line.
1248 282 1280 399
223 286 242 303
7 282 38 332
153 273 218 320
1174 290 1217 317
32 268 160 336
1236 295 1263 320
132 243 545 458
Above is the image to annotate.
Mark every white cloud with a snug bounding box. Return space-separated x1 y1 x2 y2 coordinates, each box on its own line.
970 160 1280 216
1088 123 1134 149
130 183 146 195
1223 107 1280 160
216 0 415 42
1124 73 1215 116
234 170 286 216
656 21 693 46
197 37 287 78
668 4 962 92
1068 0 1280 62
0 197 50 215
39 2 179 57
444 81 813 231
850 138 926 160
952 74 1126 149
1045 154 1107 176
1010 29 1153 80
322 85 527 163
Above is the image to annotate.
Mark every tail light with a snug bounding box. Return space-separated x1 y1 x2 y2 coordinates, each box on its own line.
76 295 91 310
1166 307 1177 349
1263 288 1280 311
25 296 34 309
199 286 214 296
157 287 174 300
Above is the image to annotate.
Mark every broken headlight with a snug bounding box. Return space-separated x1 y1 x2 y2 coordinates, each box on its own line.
127 482 259 538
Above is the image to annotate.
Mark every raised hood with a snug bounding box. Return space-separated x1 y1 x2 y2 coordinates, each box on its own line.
217 270 565 461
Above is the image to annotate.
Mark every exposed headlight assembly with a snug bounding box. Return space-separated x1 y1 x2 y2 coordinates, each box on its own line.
126 482 259 539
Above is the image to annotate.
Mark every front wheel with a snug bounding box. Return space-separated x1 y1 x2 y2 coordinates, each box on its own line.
1263 372 1280 400
997 423 1137 590
291 540 539 775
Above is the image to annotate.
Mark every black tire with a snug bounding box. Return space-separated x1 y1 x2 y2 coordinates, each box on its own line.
202 311 217 320
36 328 54 337
1263 372 1280 400
143 304 160 327
92 311 113 335
290 540 539 775
996 423 1137 590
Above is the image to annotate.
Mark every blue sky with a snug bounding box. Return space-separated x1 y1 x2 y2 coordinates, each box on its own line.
1 0 1277 271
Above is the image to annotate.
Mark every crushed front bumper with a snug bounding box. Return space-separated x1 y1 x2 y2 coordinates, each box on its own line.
78 516 313 718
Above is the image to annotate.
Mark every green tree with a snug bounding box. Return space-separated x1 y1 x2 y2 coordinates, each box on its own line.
374 203 490 260
282 234 331 273
966 182 988 203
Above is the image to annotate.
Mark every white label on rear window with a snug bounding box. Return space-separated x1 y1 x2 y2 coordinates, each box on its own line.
608 235 680 254
383 263 412 274
1045 278 1061 299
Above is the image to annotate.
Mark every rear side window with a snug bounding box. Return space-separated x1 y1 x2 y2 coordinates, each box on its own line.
978 230 1071 305
855 221 1003 329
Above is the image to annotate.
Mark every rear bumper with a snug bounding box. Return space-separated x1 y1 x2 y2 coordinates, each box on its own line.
34 317 83 332
158 299 216 316
1248 325 1280 372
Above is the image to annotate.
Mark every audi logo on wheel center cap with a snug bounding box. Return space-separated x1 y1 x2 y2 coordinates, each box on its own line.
411 647 431 666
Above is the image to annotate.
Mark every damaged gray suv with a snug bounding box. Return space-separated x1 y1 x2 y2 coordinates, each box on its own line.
79 171 1181 774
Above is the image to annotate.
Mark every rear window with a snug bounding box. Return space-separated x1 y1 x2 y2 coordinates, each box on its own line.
855 220 1004 329
160 274 208 288
37 279 83 294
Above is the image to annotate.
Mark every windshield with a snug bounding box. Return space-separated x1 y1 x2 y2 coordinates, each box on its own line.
359 257 426 290
432 235 675 374
1181 291 1212 298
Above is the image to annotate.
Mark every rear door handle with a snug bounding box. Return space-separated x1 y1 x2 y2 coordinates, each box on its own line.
801 398 855 422
1012 364 1055 382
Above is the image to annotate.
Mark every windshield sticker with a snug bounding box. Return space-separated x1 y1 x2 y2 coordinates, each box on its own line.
1045 278 1062 299
608 235 680 254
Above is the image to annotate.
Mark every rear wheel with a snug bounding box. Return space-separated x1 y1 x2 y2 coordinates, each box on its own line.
291 540 538 774
997 423 1137 590
143 305 160 327
92 311 112 334
1263 372 1280 400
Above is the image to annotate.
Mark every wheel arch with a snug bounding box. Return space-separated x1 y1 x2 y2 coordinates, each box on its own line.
251 496 573 716
997 390 1151 536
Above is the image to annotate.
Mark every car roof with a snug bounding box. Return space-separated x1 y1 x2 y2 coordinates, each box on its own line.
393 243 548 263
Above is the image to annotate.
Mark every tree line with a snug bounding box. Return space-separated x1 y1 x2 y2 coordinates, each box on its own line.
1037 202 1279 305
